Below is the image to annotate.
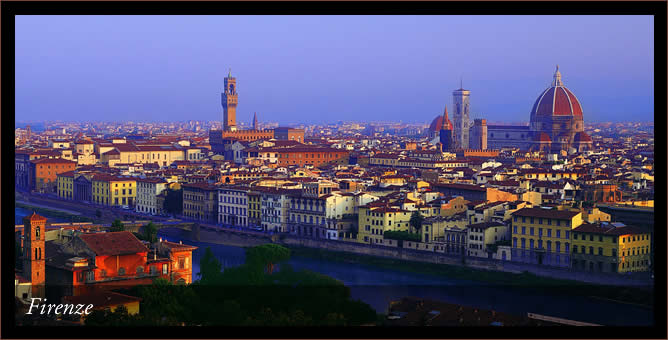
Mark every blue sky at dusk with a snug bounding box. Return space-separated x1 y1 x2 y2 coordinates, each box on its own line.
15 15 654 124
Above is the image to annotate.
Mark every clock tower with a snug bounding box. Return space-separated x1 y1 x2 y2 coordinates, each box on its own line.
222 69 238 132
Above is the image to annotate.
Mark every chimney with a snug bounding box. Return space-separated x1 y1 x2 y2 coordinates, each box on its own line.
179 240 182 244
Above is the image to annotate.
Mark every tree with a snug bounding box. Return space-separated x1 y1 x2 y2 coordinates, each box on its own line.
109 219 124 232
143 222 158 243
163 189 183 216
409 211 424 233
198 247 222 283
245 244 291 275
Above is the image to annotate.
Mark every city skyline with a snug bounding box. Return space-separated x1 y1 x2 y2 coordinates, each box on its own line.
16 15 654 124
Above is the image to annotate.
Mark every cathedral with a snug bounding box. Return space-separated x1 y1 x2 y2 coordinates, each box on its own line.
429 66 593 154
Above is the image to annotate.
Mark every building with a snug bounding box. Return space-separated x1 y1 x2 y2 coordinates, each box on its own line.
135 178 168 215
91 174 136 207
182 182 219 224
510 207 583 268
56 171 76 200
218 185 249 226
571 223 651 273
529 66 593 153
438 105 453 151
452 84 471 149
357 205 413 246
469 119 488 150
288 194 328 239
154 239 198 284
247 191 262 228
30 158 77 193
43 230 195 299
62 291 142 324
466 221 507 258
99 143 185 167
274 127 305 143
257 187 296 232
487 125 531 150
22 213 46 298
245 144 349 168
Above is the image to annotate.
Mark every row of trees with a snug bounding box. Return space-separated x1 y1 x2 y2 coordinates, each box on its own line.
85 244 378 326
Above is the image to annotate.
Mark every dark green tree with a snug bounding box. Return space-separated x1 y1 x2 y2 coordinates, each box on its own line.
163 189 183 216
409 211 424 233
143 222 158 243
245 244 291 274
198 247 222 283
109 219 124 232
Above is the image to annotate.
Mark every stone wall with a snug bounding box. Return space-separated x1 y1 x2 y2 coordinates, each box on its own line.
277 235 519 273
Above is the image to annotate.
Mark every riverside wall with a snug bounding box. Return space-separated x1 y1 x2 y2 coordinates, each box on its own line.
276 235 519 273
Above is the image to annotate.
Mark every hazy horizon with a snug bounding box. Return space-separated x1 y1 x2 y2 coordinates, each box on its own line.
15 15 654 125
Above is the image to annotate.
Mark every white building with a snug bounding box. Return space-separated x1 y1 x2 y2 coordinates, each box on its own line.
259 188 292 232
218 186 248 226
135 178 168 215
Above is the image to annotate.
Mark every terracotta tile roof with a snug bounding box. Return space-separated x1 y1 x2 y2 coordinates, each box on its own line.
78 231 149 256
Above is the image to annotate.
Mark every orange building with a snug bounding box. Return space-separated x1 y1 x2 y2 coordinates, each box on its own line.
155 240 198 284
42 228 197 298
30 158 77 193
275 147 349 168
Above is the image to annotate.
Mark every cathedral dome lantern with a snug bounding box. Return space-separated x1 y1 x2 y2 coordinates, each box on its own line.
530 65 583 118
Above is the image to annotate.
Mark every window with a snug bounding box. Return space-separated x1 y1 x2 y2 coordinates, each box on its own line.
35 226 40 239
547 219 552 225
565 231 570 239
547 229 552 237
522 227 526 235
599 236 603 242
513 226 517 233
530 239 534 249
521 238 526 249
137 266 144 274
538 228 543 237
546 241 551 252
530 227 534 236
573 246 577 253
589 246 594 255
556 230 561 238
118 267 126 275
162 263 168 274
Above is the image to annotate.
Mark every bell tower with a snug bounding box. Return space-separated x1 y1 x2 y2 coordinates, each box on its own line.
23 212 46 298
222 69 238 132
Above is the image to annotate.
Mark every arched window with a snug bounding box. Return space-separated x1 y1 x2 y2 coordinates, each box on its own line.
137 266 144 274
35 227 40 240
118 267 126 276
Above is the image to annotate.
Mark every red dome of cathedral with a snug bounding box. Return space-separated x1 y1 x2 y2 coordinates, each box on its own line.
429 105 453 133
429 115 444 133
530 66 583 117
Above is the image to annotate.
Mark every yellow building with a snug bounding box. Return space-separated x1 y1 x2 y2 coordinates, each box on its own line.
57 171 75 200
91 174 137 207
511 207 583 267
357 205 412 246
572 223 651 273
247 191 262 227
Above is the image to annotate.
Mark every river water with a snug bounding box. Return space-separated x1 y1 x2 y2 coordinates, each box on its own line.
15 207 70 225
157 227 653 326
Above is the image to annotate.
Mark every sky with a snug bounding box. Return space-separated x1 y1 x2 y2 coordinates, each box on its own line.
15 15 654 124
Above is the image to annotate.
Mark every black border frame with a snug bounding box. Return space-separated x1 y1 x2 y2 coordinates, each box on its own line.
2 1 666 339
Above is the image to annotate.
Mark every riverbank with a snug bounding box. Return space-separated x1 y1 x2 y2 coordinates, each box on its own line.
287 246 654 307
15 202 94 223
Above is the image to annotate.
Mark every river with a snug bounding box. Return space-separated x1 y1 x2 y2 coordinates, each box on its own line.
15 206 70 224
157 227 653 326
